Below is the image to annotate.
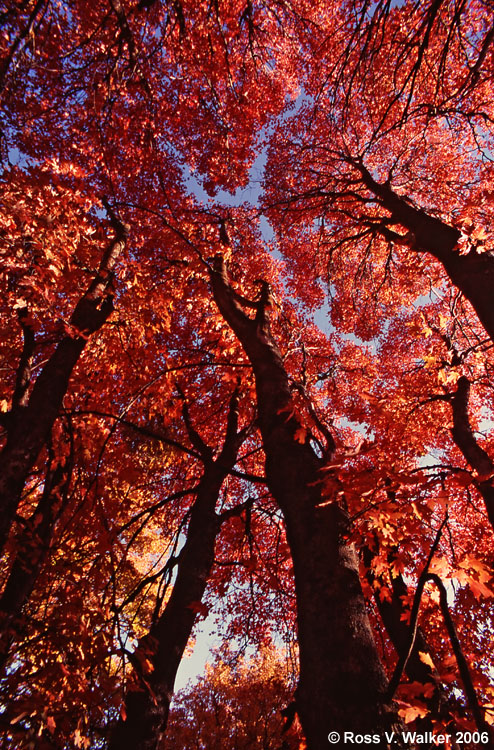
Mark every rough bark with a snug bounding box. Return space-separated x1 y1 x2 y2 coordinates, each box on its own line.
209 256 407 750
0 209 127 555
450 375 494 529
0 455 71 671
108 393 246 750
356 162 494 345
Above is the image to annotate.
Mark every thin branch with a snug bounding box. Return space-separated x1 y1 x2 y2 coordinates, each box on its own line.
426 573 493 738
386 513 448 698
11 306 36 411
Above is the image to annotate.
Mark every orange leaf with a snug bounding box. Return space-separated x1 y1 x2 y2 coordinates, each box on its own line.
46 716 56 734
418 651 435 670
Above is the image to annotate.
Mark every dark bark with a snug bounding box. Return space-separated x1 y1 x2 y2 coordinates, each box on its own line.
356 162 494 345
376 517 493 744
0 454 72 671
209 256 407 750
364 545 441 688
368 564 461 748
0 208 127 555
425 574 493 741
108 392 246 750
11 306 36 410
450 375 494 529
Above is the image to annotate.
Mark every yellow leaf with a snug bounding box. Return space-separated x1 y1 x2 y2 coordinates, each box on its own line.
438 314 448 331
423 354 436 368
418 651 435 669
430 556 450 577
472 226 489 242
483 704 494 726
437 369 459 386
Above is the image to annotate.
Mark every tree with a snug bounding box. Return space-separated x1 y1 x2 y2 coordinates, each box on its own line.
108 388 254 750
263 0 494 344
209 254 407 747
0 166 128 554
165 643 303 750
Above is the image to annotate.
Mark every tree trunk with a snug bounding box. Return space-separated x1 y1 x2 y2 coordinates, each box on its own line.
108 472 221 750
450 376 494 529
209 256 407 749
108 393 245 750
363 544 460 741
0 457 71 671
0 212 127 554
357 162 494 345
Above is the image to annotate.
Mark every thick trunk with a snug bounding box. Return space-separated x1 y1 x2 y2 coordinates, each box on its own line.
289 501 402 748
0 336 88 551
439 252 494 346
209 257 407 749
0 214 126 554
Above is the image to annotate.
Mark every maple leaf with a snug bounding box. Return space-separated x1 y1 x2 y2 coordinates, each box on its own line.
469 579 494 600
396 701 429 723
418 651 435 670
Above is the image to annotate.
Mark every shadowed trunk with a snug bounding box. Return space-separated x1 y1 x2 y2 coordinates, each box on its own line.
0 209 127 555
450 375 494 529
364 544 442 685
108 392 246 750
0 455 72 672
209 255 407 750
356 162 494 345
363 544 462 750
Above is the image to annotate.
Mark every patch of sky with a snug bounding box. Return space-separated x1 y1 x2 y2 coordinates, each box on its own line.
6 146 29 169
173 589 294 694
183 91 307 235
478 405 494 435
174 612 218 691
184 146 267 209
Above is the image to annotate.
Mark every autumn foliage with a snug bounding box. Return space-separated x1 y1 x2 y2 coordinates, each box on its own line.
1 1 494 749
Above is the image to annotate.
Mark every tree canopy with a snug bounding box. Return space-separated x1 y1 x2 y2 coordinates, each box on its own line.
1 1 494 748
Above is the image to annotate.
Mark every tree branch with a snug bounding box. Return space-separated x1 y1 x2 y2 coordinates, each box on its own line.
450 376 494 528
426 573 493 738
11 306 36 412
386 513 448 698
